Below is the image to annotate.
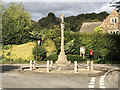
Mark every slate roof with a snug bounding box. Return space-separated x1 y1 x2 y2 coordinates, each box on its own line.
80 22 103 33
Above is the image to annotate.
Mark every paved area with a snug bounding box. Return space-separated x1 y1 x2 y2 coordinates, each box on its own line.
2 71 90 88
0 64 120 89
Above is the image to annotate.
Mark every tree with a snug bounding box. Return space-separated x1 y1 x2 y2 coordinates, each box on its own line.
64 39 75 54
94 26 103 33
32 45 46 61
110 0 120 12
48 25 61 52
2 2 32 45
38 12 60 29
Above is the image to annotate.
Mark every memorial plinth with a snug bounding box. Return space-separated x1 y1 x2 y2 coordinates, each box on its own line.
55 14 70 67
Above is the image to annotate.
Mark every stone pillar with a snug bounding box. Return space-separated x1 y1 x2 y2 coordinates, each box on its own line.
30 60 33 70
47 60 50 72
87 61 90 70
50 60 53 67
91 60 93 71
56 14 70 65
33 60 36 70
74 61 78 73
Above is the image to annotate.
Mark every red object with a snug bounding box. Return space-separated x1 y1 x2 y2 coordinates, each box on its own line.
37 40 41 45
90 50 93 55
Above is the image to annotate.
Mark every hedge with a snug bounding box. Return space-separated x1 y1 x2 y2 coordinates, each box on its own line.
44 54 87 63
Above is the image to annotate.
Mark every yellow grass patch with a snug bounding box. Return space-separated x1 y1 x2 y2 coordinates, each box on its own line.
3 42 36 61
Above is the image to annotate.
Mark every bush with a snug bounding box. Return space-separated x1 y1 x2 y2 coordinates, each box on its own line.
67 55 87 63
2 45 12 50
44 54 87 63
93 58 111 64
44 54 58 62
33 45 46 61
7 52 11 56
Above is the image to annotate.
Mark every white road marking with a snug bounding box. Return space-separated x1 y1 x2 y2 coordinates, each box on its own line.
89 77 96 88
89 85 94 88
99 80 104 83
99 82 104 86
100 78 104 80
100 86 105 88
101 75 105 78
89 82 94 84
90 79 95 82
91 77 96 80
99 75 106 89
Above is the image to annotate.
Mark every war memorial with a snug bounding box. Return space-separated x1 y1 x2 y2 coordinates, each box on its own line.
21 14 102 76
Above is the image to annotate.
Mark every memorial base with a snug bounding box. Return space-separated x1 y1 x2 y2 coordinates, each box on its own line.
55 51 71 70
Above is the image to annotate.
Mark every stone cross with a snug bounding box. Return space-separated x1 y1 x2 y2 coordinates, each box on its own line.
56 14 70 65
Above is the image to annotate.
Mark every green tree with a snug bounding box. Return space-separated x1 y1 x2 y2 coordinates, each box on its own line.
64 39 75 54
48 25 61 52
38 12 60 29
2 2 32 45
110 1 120 12
94 26 103 33
33 45 46 61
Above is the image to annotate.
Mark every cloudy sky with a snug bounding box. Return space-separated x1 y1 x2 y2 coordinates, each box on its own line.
3 0 115 21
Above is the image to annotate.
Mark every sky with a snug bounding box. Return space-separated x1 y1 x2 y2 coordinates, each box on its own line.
2 0 115 21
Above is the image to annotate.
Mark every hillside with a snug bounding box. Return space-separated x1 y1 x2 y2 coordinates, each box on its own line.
38 11 109 32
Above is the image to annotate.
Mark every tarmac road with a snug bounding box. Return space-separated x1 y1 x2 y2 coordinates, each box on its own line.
1 64 120 89
2 71 91 88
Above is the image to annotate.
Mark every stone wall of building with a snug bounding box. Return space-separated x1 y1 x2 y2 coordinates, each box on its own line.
100 9 119 33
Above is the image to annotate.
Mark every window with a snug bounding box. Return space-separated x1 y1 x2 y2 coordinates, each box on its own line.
115 18 117 23
112 19 114 23
110 17 118 24
110 18 114 24
109 30 119 34
113 31 115 34
110 31 112 34
109 31 112 34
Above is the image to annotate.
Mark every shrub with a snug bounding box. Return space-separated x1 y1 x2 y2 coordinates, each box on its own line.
33 45 46 61
67 55 87 63
44 54 87 63
2 45 12 50
7 52 11 56
44 54 58 62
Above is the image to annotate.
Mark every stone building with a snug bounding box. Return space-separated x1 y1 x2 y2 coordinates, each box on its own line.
80 9 120 34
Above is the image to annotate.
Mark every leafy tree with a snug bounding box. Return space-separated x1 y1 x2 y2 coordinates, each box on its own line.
64 39 75 54
94 26 103 33
2 2 32 45
38 12 60 29
32 45 46 61
110 0 120 12
48 25 61 52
